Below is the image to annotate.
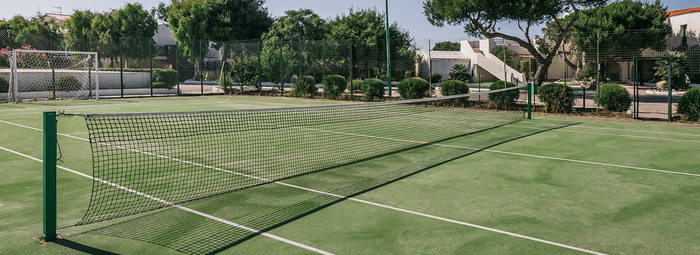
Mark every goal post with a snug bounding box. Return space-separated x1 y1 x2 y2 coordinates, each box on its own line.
5 50 99 102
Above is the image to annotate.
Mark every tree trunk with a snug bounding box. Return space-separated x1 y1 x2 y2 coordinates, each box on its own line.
534 60 552 86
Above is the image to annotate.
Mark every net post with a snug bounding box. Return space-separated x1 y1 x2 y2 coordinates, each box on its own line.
527 82 532 120
42 111 57 242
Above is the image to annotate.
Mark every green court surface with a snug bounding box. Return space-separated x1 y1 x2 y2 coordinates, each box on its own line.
1 95 699 254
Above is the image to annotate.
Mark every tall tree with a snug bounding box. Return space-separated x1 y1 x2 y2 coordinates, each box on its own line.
424 0 607 85
543 0 670 79
262 9 326 41
327 8 416 80
112 3 159 67
432 41 460 51
63 10 97 52
165 0 272 79
0 15 61 50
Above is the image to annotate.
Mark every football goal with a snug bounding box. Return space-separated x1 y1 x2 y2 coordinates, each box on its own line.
2 50 98 102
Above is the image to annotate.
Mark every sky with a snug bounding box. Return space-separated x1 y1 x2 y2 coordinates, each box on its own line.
1 0 697 50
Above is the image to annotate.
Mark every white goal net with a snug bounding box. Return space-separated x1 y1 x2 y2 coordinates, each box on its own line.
2 50 98 102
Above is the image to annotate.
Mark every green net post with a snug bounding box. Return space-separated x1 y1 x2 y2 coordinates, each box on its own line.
42 111 57 242
527 83 532 120
668 57 672 121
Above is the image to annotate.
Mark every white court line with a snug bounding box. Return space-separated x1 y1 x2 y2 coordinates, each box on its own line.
0 118 608 254
509 124 700 143
0 145 334 255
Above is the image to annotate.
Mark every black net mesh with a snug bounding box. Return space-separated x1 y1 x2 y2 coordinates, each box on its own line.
78 86 527 226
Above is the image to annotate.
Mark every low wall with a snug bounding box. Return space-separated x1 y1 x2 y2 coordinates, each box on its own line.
0 69 152 90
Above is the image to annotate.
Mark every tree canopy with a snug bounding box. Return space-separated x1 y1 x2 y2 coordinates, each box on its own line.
432 41 460 51
262 9 326 41
424 0 607 84
0 15 61 50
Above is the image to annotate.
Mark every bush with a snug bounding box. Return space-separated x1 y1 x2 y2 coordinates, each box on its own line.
347 79 362 92
582 66 595 80
361 78 385 101
322 75 347 99
150 69 178 89
440 80 470 106
689 73 700 84
289 75 317 98
488 81 519 109
654 51 689 90
50 76 83 92
0 75 8 93
231 57 261 92
538 83 574 113
397 78 430 99
678 87 700 121
594 83 631 112
404 70 415 79
448 64 472 83
429 72 443 83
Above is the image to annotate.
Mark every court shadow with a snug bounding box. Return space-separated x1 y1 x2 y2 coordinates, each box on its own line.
72 119 580 254
53 238 120 255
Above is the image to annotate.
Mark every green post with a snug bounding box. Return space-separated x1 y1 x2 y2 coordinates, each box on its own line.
119 39 124 98
150 43 154 97
527 83 532 119
43 111 57 242
385 0 392 97
668 58 672 121
176 43 180 96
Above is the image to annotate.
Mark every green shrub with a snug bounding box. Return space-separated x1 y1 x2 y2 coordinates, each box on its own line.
322 74 347 99
678 87 700 121
231 57 261 92
448 64 472 82
404 70 415 79
594 83 631 112
654 51 689 90
582 66 595 80
538 83 574 113
397 78 430 99
361 78 385 101
347 79 362 92
150 69 178 89
429 72 443 83
0 75 8 93
289 75 317 98
488 81 519 109
50 76 83 92
440 80 470 106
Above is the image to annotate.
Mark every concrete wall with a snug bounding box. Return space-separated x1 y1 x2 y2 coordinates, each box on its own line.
667 13 700 48
0 69 151 90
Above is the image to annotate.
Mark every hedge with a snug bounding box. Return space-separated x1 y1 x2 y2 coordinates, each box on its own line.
538 83 574 113
361 78 385 101
397 78 430 99
0 75 8 93
678 87 700 121
440 80 470 106
289 75 317 98
594 83 631 112
322 75 347 99
488 81 519 109
50 76 83 92
150 69 178 89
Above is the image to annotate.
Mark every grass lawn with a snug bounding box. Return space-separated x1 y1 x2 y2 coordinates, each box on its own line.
1 95 699 254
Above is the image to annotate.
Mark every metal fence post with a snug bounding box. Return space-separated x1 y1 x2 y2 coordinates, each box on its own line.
668 57 672 121
42 111 57 242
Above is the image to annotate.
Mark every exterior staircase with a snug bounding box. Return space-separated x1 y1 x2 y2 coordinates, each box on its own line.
461 39 526 82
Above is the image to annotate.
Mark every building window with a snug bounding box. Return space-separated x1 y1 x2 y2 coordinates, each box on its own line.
681 24 687 47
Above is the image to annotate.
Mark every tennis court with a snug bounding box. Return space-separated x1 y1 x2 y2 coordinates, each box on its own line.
1 95 699 254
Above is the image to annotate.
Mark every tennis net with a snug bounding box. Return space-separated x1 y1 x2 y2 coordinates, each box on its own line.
78 85 527 225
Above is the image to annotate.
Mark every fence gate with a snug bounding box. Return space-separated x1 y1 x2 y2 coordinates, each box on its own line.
632 57 681 120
